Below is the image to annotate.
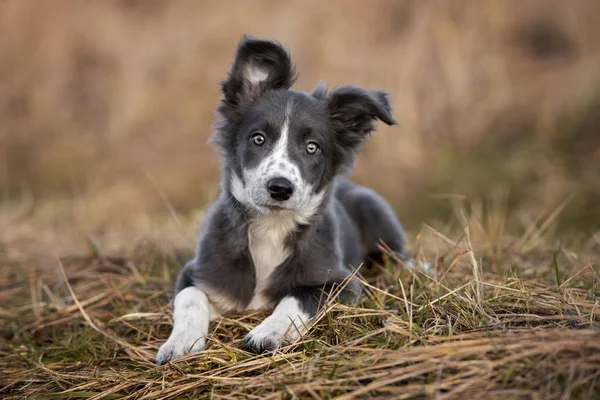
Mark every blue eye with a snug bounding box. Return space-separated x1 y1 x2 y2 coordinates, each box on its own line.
252 133 265 146
306 142 320 155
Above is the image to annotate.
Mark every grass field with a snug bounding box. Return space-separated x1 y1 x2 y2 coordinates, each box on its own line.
2 199 599 399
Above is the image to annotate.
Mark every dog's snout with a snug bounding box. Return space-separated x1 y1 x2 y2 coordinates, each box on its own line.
267 177 294 201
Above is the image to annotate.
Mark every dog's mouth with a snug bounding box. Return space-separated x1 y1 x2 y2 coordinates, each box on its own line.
256 202 290 212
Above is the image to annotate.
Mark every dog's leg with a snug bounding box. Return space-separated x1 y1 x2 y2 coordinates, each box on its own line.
156 286 212 365
243 293 313 353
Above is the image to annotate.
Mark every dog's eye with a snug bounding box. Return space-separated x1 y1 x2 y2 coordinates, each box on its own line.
306 142 320 155
251 133 265 146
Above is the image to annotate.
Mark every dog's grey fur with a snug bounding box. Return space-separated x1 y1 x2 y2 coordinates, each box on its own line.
156 36 413 364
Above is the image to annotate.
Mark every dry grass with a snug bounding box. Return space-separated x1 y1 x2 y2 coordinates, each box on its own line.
1 200 599 399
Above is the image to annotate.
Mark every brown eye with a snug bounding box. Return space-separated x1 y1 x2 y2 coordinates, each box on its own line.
251 133 265 146
306 142 320 155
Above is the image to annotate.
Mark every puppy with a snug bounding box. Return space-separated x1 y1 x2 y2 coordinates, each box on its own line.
156 36 414 364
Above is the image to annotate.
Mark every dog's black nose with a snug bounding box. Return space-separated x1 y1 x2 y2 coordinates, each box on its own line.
267 177 294 201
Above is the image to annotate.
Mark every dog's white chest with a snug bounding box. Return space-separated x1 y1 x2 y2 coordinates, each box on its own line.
246 214 295 310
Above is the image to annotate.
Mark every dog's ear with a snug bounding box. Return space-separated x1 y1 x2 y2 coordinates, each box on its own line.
327 86 397 150
219 35 297 120
311 81 329 100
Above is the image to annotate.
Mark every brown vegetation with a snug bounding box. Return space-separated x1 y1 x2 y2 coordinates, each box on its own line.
2 202 599 398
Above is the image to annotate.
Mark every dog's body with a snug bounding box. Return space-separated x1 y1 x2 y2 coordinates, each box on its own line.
156 37 413 364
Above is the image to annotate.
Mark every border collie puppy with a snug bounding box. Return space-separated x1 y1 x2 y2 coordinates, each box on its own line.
156 36 414 365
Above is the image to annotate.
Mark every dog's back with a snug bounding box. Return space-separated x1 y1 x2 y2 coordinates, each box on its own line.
334 178 409 266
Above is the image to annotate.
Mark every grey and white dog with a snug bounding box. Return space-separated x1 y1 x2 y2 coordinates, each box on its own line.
156 36 415 365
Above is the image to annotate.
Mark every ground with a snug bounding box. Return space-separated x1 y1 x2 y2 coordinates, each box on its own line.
1 200 599 399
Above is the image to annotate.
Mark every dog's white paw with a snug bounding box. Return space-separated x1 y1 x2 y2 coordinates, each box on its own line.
243 319 298 353
156 333 205 365
243 296 308 353
156 286 212 365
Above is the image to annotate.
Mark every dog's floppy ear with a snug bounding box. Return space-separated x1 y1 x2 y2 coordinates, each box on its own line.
327 86 397 150
219 35 297 120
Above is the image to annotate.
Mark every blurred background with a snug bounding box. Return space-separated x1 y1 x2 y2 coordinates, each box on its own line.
1 0 599 252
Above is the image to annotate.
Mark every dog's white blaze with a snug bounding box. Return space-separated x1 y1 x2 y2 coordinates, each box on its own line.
245 296 310 348
269 106 294 176
156 286 213 364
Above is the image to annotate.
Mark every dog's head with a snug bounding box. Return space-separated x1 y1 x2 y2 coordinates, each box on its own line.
212 36 396 219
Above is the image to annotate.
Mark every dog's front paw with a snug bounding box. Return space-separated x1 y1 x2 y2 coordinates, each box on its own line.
156 333 205 365
242 318 302 353
243 327 285 353
242 332 279 353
